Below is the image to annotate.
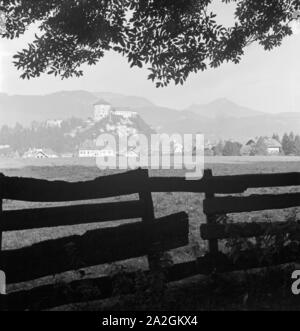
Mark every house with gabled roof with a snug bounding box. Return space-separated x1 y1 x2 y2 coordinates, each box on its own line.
23 148 58 158
264 138 282 155
241 137 282 156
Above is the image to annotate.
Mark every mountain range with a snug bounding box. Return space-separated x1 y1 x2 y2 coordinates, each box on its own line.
186 98 265 119
1 90 300 141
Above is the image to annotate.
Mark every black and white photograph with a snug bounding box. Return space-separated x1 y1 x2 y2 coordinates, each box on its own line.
0 0 300 315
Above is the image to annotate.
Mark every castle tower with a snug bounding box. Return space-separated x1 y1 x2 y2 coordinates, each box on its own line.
93 99 113 122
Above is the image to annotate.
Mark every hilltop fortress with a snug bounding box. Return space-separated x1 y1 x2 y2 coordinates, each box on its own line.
93 99 138 122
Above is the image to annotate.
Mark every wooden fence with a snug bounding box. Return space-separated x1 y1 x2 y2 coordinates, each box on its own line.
0 168 300 310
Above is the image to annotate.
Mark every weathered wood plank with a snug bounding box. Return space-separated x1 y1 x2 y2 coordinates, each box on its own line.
1 171 300 201
197 242 300 275
0 198 3 310
6 275 114 311
6 241 300 311
197 247 300 275
150 172 300 194
138 170 162 271
0 169 148 202
0 174 5 308
0 170 245 202
203 169 219 255
203 193 300 215
201 221 300 240
1 201 143 232
148 177 247 194
5 260 198 311
205 172 300 193
3 212 189 284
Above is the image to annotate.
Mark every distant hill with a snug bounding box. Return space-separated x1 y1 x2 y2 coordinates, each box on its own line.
186 98 265 119
0 90 97 126
1 91 300 140
0 90 155 126
93 92 155 108
202 113 300 141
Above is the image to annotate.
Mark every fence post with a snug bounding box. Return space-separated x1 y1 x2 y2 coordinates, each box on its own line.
138 169 162 272
204 169 219 255
0 174 4 310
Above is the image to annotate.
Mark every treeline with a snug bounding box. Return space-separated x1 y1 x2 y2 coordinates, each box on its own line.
210 141 242 156
1 120 300 157
207 132 300 156
281 132 300 156
0 115 154 155
0 118 85 154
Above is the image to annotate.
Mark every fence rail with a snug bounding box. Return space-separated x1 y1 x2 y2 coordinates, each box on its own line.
1 171 300 201
1 201 145 232
3 212 188 284
0 168 300 310
203 193 300 215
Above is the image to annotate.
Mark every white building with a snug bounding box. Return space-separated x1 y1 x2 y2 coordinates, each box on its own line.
23 148 58 158
264 138 282 155
93 99 113 122
241 137 282 156
78 140 115 158
45 119 63 128
93 100 138 122
79 149 115 158
0 145 13 157
114 107 138 119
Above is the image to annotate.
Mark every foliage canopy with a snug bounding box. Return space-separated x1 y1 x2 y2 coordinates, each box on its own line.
1 0 299 86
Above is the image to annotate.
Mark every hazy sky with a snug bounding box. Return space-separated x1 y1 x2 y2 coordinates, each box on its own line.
1 2 300 113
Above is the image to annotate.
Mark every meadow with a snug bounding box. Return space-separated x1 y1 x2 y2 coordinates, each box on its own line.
1 156 300 308
1 156 300 250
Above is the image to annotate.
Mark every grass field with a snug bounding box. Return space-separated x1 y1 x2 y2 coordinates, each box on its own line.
1 156 300 250
1 156 300 309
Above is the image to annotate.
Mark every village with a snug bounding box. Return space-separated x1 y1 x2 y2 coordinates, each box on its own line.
0 99 298 159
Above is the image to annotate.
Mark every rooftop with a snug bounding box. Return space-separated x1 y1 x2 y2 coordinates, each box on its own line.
245 137 282 148
264 138 282 148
